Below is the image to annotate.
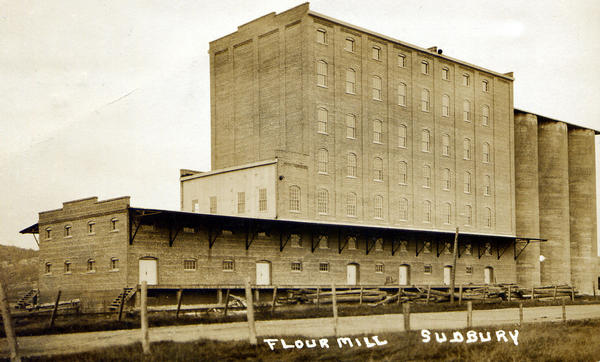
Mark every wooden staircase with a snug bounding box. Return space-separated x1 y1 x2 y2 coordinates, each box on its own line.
16 289 39 309
108 287 136 311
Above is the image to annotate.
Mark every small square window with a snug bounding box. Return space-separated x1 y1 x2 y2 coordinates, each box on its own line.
184 259 197 271
466 266 473 275
375 263 384 273
424 264 432 274
319 262 329 272
223 260 235 271
291 261 302 272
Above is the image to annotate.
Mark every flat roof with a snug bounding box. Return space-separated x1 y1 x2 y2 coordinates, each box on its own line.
515 108 600 134
180 159 278 181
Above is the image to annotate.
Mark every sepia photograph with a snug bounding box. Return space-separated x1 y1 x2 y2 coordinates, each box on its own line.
1 1 600 360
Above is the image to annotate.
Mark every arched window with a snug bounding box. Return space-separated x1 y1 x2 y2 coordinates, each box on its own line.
398 83 407 106
317 189 329 215
442 134 450 156
421 129 431 152
482 105 490 126
442 168 451 190
398 161 408 185
345 37 355 52
346 68 356 94
374 157 383 181
465 205 473 225
463 100 471 121
316 29 327 44
317 60 327 87
372 76 382 100
485 207 492 227
464 171 472 193
373 120 383 143
347 192 357 217
482 142 490 163
423 200 432 223
347 152 357 177
442 94 450 117
423 165 431 188
318 148 328 173
374 195 384 219
421 88 430 112
444 203 452 224
346 114 356 139
399 198 408 221
463 138 471 160
289 186 301 212
317 107 328 134
483 175 491 196
398 124 407 148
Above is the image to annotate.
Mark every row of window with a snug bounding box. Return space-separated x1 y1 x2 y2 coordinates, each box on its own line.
290 185 494 226
316 28 491 91
193 188 268 215
44 218 119 240
45 258 118 274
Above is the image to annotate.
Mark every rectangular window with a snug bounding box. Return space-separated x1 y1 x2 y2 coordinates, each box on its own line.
192 199 199 213
64 225 71 237
88 222 95 234
223 260 235 271
259 188 267 212
424 264 432 274
398 54 406 67
45 263 52 274
291 261 302 272
372 46 381 60
441 67 449 80
183 227 195 233
209 196 217 214
111 218 118 231
462 74 470 86
316 29 327 44
64 261 71 273
319 262 329 272
45 228 52 240
375 263 384 273
482 80 489 92
184 259 197 271
345 38 355 52
237 192 245 214
317 61 327 87
111 258 119 270
421 61 429 74
87 260 95 272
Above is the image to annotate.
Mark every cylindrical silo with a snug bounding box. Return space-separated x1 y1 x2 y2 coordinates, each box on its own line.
568 127 598 294
514 112 541 288
538 120 571 285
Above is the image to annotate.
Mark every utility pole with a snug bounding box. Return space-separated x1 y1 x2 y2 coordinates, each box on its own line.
450 227 459 303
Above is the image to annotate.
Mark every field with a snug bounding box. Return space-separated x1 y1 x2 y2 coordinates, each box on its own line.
17 319 600 362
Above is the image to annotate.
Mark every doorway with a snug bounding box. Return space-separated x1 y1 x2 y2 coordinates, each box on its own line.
399 265 410 285
256 261 271 285
347 263 359 285
443 265 452 285
139 258 158 285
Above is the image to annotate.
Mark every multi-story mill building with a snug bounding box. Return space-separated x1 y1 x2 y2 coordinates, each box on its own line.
20 3 599 310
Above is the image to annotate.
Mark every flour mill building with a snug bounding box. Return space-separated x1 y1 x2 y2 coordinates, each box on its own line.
20 3 599 311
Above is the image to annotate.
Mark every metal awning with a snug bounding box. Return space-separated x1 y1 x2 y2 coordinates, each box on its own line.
20 223 39 234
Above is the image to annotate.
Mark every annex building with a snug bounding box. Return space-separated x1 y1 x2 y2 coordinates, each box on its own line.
20 3 599 311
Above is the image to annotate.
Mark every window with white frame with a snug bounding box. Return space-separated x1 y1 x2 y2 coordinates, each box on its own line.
421 88 430 112
317 60 327 87
345 37 355 52
421 60 429 74
423 200 432 223
441 67 449 80
347 152 357 177
482 80 489 92
88 221 95 234
399 198 408 221
374 195 383 219
373 120 383 143
482 142 490 163
465 205 473 225
347 192 357 217
463 138 472 160
372 76 382 100
442 94 450 117
237 192 245 214
398 54 406 67
184 259 197 271
374 157 383 181
485 207 492 227
289 186 301 212
316 28 327 44
223 259 235 271
482 105 490 126
291 261 302 272
111 218 118 231
398 124 407 148
319 262 330 272
424 264 432 274
462 73 470 86
421 129 431 152
442 168 451 190
398 161 408 185
444 203 452 224
372 46 381 60
317 107 328 134
423 165 431 188
398 83 407 106
464 171 472 193
346 114 356 139
259 188 267 212
346 68 356 94
442 134 451 156
317 188 329 215
375 263 384 273
209 196 217 214
64 225 71 237
318 148 329 173
463 100 471 122
483 175 491 196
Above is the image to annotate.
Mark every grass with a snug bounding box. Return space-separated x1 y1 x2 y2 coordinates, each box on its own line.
17 319 600 361
4 296 600 338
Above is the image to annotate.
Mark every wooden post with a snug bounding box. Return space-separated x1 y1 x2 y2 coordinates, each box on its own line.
562 298 566 323
397 287 402 304
531 286 535 300
426 284 431 304
519 303 523 326
450 227 459 303
359 286 364 305
270 287 278 315
175 289 183 319
316 287 320 309
403 302 410 331
217 289 223 305
223 289 230 316
508 285 512 302
458 284 463 305
244 278 257 345
118 288 126 322
140 281 150 354
571 286 575 301
254 288 260 304
48 290 61 329
553 285 557 301
331 283 338 337
467 301 473 328
484 285 488 301
0 281 20 362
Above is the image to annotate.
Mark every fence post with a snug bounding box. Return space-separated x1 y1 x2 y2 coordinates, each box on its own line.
217 289 223 305
331 283 338 337
223 289 230 316
426 284 431 304
467 301 473 328
519 303 523 326
571 286 575 301
508 285 512 303
175 288 183 319
316 287 320 309
140 281 150 354
562 298 566 323
531 286 535 300
403 302 410 331
458 284 463 305
270 286 278 315
48 290 61 329
359 286 364 305
397 287 402 304
245 278 257 345
0 281 20 362
118 287 126 321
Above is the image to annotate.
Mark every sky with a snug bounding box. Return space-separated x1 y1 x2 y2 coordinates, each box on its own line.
1 0 600 250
